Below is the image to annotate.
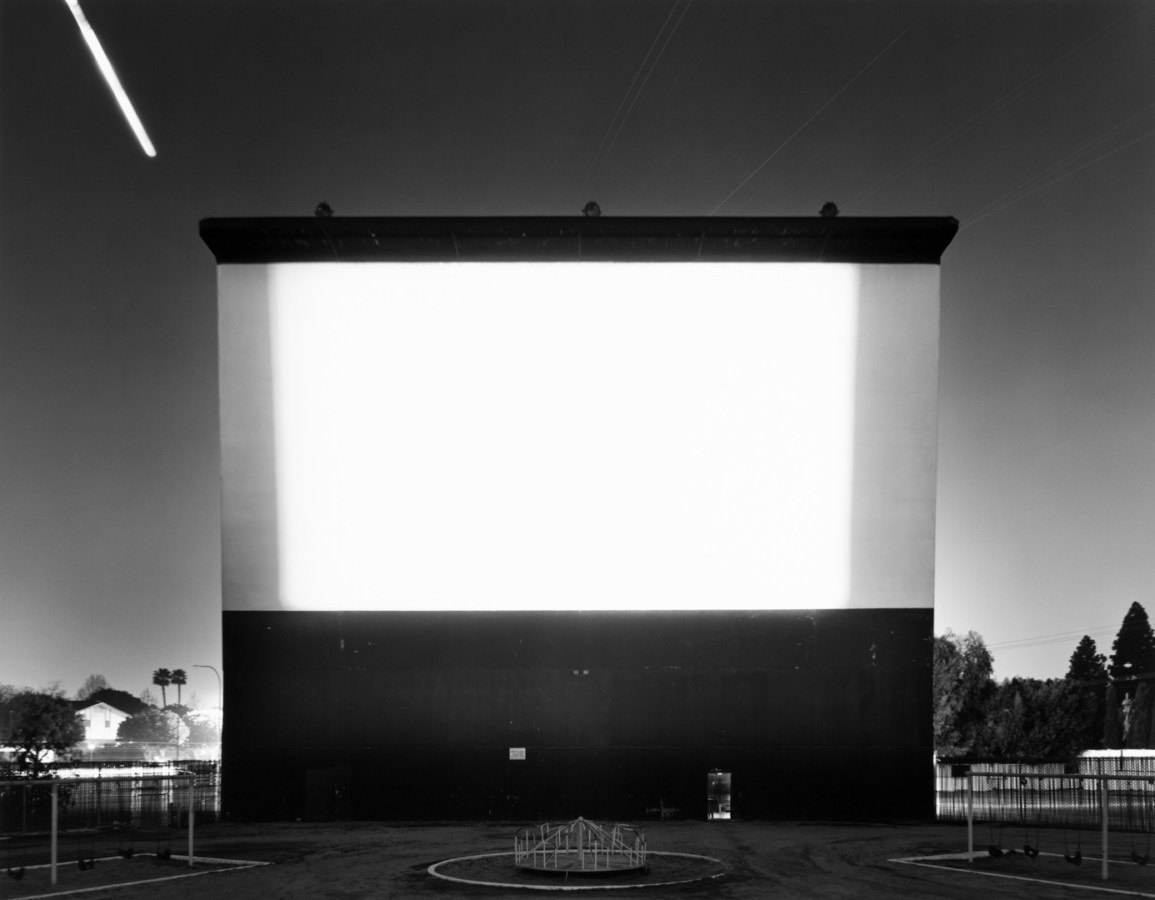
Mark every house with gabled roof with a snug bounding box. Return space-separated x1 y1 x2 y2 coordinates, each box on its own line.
72 699 133 747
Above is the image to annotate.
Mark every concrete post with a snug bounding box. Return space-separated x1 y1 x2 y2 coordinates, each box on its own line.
967 771 974 865
50 782 58 885
1101 778 1109 881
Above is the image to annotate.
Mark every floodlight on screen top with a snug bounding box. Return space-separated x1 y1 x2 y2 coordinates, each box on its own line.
232 262 862 612
62 0 156 158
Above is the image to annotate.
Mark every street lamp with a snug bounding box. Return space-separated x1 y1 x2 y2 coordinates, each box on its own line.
194 664 224 813
193 665 222 712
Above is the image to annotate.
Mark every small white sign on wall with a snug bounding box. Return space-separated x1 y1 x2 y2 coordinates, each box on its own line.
509 747 526 761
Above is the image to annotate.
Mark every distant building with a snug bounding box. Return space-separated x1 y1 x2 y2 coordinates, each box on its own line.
73 699 132 747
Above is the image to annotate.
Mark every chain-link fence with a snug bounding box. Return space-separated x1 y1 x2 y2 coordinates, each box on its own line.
937 757 1155 832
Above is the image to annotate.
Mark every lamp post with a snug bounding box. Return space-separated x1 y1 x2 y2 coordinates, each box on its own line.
193 665 222 714
193 665 223 817
193 664 223 758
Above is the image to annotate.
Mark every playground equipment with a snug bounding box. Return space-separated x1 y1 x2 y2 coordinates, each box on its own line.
1 775 197 886
959 768 1155 882
514 817 646 875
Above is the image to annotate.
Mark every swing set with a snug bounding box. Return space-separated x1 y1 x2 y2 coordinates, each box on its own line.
964 768 1155 883
2 774 196 888
982 776 1042 859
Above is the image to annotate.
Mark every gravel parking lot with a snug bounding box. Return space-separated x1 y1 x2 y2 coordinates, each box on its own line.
9 819 1153 900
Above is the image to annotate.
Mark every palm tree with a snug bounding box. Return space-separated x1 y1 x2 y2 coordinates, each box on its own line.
152 668 172 708
170 669 187 707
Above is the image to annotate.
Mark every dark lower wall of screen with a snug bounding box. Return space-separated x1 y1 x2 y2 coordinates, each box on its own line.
221 609 932 822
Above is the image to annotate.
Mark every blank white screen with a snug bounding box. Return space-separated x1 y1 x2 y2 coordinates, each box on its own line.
224 262 863 611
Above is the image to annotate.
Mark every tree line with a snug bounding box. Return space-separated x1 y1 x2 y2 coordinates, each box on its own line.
935 601 1155 758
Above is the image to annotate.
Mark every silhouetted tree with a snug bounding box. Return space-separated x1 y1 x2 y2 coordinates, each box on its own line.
1064 636 1108 750
0 683 27 733
84 688 147 716
185 711 220 745
6 691 85 775
933 630 995 755
1104 683 1124 749
76 674 110 701
978 683 1027 756
152 669 172 708
1068 636 1108 683
118 708 184 743
1110 602 1155 684
973 677 1099 757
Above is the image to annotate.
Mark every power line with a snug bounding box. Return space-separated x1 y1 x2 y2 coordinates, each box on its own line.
618 6 773 214
578 0 680 203
707 26 908 217
989 629 1116 652
987 621 1153 653
988 626 1115 649
580 0 695 204
962 114 1155 228
844 1 1146 211
725 7 1009 217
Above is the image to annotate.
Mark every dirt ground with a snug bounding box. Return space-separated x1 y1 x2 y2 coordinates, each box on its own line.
11 820 1155 900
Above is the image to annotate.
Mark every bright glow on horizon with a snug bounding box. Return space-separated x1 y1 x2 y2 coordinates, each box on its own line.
63 0 157 158
249 262 859 611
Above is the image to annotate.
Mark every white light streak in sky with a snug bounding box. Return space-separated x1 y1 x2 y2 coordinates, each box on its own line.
62 0 156 157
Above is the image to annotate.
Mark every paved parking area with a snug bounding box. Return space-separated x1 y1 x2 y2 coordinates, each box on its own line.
12 820 1155 899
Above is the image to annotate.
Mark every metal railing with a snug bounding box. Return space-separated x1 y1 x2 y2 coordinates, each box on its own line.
0 759 219 822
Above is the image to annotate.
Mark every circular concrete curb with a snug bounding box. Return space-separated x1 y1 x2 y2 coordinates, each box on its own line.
427 850 726 891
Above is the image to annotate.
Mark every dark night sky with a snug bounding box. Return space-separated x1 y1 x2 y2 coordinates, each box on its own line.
1 0 1153 706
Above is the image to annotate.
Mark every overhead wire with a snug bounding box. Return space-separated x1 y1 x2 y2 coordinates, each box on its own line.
578 0 680 204
590 0 695 194
618 2 764 213
580 0 695 204
707 26 909 217
962 107 1155 228
986 619 1153 653
843 1 1147 212
988 627 1117 652
726 68 914 216
725 7 1010 217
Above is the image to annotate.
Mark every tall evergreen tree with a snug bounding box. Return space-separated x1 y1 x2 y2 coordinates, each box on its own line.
1068 636 1108 683
1110 602 1155 684
1067 636 1109 751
